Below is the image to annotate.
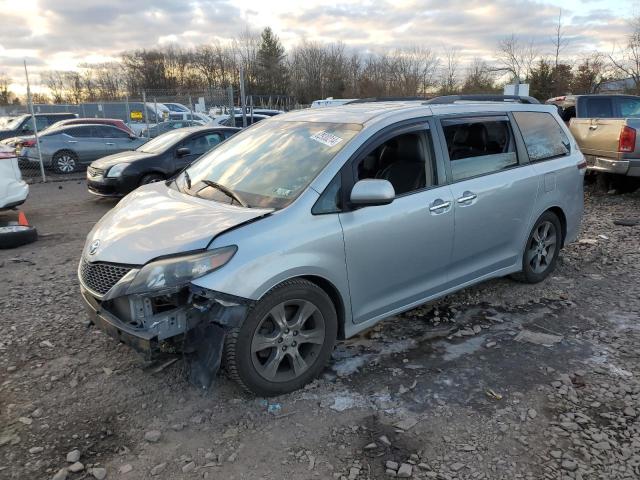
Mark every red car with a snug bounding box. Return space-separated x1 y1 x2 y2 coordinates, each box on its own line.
47 118 135 135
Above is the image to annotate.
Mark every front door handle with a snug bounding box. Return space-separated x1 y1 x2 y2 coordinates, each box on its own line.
105 142 115 146
429 200 451 212
457 193 477 203
67 140 78 144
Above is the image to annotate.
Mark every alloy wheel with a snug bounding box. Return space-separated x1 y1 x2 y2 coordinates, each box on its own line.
56 155 76 173
250 299 326 382
526 220 557 274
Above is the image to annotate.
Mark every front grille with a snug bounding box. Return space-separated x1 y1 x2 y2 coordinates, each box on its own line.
87 166 104 178
80 259 131 296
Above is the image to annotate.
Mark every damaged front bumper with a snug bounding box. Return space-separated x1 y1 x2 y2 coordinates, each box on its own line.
80 282 252 388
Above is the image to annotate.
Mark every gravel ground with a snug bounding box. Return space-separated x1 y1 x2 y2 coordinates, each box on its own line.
0 180 639 480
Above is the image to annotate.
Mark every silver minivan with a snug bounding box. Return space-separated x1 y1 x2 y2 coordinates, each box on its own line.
79 99 585 396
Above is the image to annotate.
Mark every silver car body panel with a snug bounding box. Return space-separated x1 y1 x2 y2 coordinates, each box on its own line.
83 101 584 340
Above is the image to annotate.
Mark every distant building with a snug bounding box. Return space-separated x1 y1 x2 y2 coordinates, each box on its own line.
600 77 637 94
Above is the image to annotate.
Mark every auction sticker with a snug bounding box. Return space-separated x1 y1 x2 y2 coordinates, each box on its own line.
310 131 343 147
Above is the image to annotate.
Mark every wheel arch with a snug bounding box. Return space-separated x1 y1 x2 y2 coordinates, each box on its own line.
545 206 567 247
299 274 347 340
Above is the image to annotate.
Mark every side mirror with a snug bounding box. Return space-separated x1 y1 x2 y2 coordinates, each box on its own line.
350 179 395 206
176 147 191 157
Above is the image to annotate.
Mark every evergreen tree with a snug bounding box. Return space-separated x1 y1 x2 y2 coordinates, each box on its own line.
255 27 288 95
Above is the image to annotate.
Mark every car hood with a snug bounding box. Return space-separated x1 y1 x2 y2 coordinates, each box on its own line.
84 182 273 265
91 150 155 169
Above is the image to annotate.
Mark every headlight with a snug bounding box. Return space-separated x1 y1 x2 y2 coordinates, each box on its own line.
126 246 237 295
107 163 129 178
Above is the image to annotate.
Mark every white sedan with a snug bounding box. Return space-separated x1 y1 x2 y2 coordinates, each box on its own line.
0 145 28 210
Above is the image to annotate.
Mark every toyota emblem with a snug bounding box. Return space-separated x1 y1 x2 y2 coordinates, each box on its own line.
89 239 101 255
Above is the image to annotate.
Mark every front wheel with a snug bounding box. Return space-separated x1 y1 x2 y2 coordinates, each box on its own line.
224 279 337 396
514 211 562 283
139 173 164 186
52 150 78 174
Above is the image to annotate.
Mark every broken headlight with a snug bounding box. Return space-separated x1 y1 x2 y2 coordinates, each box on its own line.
126 246 237 295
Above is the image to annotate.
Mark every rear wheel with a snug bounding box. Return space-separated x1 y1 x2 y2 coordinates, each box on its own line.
139 173 165 186
513 211 562 283
52 150 78 174
224 279 337 396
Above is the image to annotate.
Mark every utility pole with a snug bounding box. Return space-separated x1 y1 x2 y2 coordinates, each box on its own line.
239 65 247 128
24 60 45 182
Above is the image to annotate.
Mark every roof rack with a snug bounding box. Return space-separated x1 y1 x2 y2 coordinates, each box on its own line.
345 96 429 104
425 94 540 105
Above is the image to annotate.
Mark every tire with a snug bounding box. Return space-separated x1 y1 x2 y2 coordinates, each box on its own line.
224 279 338 396
0 225 38 249
52 150 78 174
512 211 562 284
139 173 164 186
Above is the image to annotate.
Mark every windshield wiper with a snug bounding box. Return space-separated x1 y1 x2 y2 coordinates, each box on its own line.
201 180 247 207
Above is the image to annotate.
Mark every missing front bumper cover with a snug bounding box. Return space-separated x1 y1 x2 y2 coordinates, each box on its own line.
82 284 251 389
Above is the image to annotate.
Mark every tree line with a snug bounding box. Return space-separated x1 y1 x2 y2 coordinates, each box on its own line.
3 13 640 107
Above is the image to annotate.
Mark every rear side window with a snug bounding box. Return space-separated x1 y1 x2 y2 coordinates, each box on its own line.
442 117 518 181
585 97 613 118
513 112 570 162
102 126 130 138
618 97 640 118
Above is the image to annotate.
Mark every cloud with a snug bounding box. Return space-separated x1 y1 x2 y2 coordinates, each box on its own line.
0 0 634 88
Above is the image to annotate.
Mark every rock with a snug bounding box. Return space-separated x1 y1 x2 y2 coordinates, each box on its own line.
561 460 578 471
485 341 497 348
29 446 44 454
68 462 84 473
119 463 133 474
90 467 107 480
386 469 397 477
349 467 360 479
52 468 67 480
386 460 399 471
182 461 196 473
450 462 465 472
394 416 418 431
459 445 476 452
397 463 413 477
17 416 32 425
623 407 636 417
528 408 537 419
150 463 167 476
144 430 162 443
32 408 43 418
364 442 378 450
379 435 392 447
66 449 81 463
550 450 562 459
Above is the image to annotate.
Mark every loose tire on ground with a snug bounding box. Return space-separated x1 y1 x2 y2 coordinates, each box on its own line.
224 279 338 396
512 211 562 284
0 225 38 249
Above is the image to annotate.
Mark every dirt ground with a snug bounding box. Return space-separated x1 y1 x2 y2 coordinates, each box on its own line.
1 180 639 480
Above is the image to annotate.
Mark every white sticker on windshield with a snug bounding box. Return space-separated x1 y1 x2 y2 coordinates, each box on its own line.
310 131 343 147
274 187 292 197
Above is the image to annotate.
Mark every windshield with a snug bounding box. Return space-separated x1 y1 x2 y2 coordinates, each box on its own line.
137 130 191 153
175 120 361 209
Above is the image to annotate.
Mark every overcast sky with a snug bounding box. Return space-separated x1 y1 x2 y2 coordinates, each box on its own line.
0 0 635 92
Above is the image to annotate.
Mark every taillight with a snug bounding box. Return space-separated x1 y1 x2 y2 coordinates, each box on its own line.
22 139 36 148
618 126 636 153
577 158 587 170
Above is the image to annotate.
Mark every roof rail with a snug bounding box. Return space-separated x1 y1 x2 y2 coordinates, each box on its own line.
345 96 429 104
425 94 540 105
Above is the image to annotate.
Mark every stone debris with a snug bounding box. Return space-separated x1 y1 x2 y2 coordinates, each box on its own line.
66 449 81 463
144 430 162 443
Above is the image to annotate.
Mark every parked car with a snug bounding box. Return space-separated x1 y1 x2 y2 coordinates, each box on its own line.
86 126 240 197
163 102 191 113
212 113 269 128
0 145 28 209
251 109 284 117
0 113 78 141
78 98 584 396
168 112 214 124
140 120 205 138
21 124 147 174
546 95 640 181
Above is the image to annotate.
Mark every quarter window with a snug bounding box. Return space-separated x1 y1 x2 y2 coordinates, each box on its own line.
513 111 570 162
618 97 640 118
442 117 518 181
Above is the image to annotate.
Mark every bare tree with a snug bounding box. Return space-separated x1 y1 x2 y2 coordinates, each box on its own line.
461 58 497 93
497 34 539 82
41 70 65 103
609 16 640 93
552 9 569 68
438 48 460 95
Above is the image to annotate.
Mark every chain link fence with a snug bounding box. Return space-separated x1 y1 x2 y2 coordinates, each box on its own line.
2 87 237 183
